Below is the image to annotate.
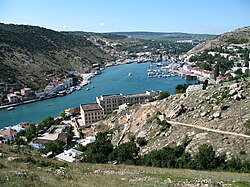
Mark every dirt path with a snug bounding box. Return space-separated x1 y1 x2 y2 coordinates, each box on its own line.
167 120 250 138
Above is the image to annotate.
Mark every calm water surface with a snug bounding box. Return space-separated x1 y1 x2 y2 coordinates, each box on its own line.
0 62 196 128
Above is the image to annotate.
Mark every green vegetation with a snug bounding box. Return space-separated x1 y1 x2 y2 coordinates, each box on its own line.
136 137 148 147
109 142 139 164
1 143 250 187
243 119 250 134
113 32 217 41
82 132 113 163
157 91 170 100
159 120 171 132
39 140 65 155
16 116 61 142
175 84 189 94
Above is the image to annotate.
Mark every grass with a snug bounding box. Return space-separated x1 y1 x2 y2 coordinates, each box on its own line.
1 144 250 187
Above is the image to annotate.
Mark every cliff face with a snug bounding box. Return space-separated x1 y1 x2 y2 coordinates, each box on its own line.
94 78 250 159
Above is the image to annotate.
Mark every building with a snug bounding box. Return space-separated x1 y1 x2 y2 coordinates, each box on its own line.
80 91 159 127
96 94 124 114
80 103 104 127
0 128 17 142
20 88 32 96
55 148 83 163
78 136 96 146
96 91 159 114
7 93 19 103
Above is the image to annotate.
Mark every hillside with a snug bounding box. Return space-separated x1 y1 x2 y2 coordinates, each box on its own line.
113 31 217 41
0 23 134 97
93 78 250 160
0 144 250 187
188 26 250 54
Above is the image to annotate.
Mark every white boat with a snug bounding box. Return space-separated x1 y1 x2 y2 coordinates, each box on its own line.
7 107 14 111
92 86 95 88
128 72 132 76
86 88 90 91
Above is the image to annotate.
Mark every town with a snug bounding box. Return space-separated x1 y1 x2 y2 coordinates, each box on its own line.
0 90 161 162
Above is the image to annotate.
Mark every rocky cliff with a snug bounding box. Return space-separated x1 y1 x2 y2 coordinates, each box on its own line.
94 78 250 159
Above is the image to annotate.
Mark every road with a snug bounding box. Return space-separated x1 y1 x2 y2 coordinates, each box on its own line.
167 120 250 138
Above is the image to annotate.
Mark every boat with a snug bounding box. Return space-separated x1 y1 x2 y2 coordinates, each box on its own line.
92 86 95 88
128 72 132 76
48 103 53 106
86 88 90 91
7 107 14 111
94 70 101 75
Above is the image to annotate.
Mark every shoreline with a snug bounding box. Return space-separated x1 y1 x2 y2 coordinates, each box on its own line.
0 73 94 111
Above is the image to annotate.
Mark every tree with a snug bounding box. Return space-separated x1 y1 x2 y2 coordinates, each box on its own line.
83 133 113 163
158 91 170 100
191 144 217 170
109 142 139 164
234 68 243 75
39 140 65 155
175 84 189 94
60 111 67 120
214 63 220 79
244 48 249 66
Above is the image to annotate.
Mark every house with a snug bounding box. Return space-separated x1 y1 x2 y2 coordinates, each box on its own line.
20 88 32 96
0 128 17 142
78 136 96 146
55 148 83 163
7 93 19 103
80 103 105 128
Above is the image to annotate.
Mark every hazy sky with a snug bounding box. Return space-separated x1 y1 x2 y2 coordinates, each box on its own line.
0 0 249 34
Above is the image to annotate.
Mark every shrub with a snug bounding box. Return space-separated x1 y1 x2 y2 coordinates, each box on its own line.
136 137 147 147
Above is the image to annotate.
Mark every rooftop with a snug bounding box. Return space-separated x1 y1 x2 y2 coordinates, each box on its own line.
55 148 83 163
0 128 17 136
81 103 103 111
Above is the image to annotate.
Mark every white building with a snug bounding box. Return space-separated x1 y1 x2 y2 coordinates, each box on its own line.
80 103 104 128
20 88 32 96
96 91 159 114
78 136 96 146
55 148 83 163
7 93 19 103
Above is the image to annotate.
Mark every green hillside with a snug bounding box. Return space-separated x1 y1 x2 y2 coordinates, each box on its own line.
0 144 249 187
0 23 113 96
113 31 217 41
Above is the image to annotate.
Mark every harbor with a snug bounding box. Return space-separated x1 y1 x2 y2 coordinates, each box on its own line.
0 61 197 128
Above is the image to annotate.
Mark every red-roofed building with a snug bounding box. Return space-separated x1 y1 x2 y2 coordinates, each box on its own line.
216 75 229 82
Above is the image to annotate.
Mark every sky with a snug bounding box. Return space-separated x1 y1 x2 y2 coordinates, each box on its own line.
0 0 250 34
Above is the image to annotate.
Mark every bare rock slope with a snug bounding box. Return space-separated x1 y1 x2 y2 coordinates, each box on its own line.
95 78 250 159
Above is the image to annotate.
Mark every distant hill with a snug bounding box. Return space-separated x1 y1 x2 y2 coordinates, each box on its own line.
112 31 217 41
188 26 250 54
0 23 131 97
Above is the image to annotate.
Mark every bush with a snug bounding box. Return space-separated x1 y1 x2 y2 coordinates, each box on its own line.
109 142 139 164
136 137 147 147
158 91 170 100
160 120 171 132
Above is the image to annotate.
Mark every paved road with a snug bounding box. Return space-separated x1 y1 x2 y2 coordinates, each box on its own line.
167 120 250 138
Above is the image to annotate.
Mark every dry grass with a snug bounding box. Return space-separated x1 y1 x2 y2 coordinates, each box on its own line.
0 143 250 187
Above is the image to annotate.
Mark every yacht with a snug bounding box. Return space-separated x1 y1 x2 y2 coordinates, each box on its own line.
7 107 14 111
